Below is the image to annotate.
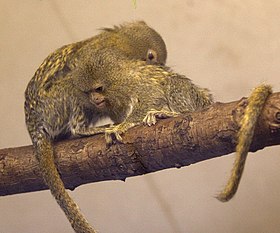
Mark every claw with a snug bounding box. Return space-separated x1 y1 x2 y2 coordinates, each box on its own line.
104 132 113 145
105 122 136 145
104 122 135 145
115 132 123 142
143 112 157 126
104 127 123 145
143 110 180 126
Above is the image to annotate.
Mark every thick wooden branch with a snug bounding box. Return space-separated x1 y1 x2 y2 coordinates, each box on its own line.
1 93 280 196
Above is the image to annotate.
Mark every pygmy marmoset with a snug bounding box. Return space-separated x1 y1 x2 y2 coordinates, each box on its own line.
24 20 167 233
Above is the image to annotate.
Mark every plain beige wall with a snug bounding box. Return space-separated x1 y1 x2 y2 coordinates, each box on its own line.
1 1 280 232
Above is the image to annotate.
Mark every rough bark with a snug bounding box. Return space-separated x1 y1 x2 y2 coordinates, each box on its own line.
1 93 280 196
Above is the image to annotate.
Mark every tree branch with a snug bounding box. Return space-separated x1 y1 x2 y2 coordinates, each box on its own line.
1 93 280 196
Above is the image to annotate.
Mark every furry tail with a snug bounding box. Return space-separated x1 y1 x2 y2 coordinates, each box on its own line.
217 84 272 202
36 137 97 233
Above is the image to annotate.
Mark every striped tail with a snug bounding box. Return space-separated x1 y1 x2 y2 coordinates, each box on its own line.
217 84 272 202
35 137 97 233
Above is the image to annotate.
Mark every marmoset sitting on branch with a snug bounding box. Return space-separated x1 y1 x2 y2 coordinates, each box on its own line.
24 21 168 233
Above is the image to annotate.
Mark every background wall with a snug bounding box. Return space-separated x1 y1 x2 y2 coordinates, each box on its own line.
1 1 280 232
